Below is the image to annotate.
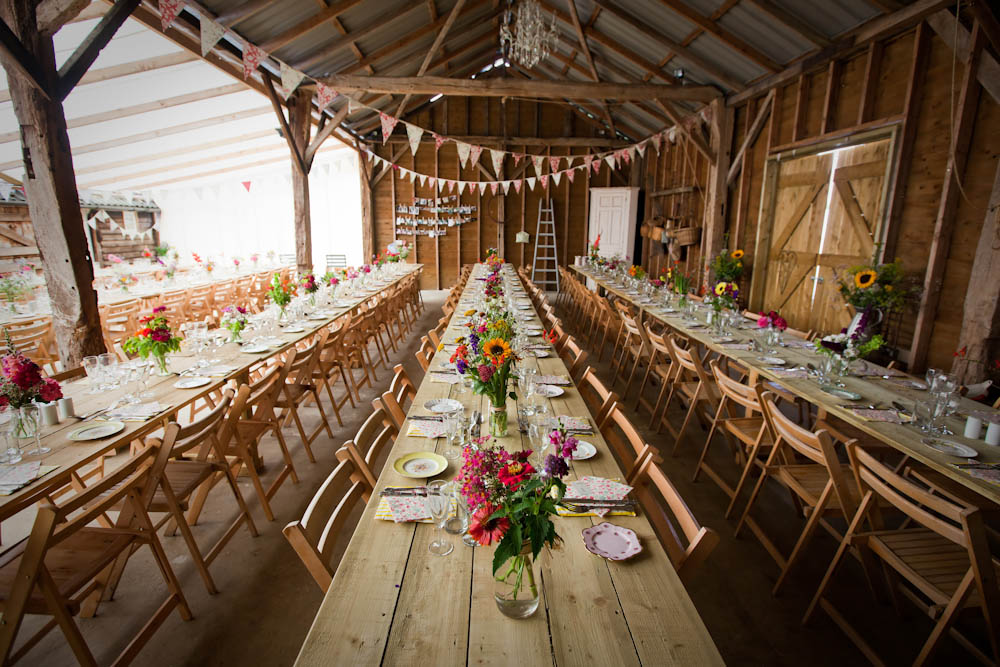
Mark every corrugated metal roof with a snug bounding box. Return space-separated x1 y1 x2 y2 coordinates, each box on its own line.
717 3 814 65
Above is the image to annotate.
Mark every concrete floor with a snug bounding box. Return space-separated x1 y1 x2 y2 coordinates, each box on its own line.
10 290 985 665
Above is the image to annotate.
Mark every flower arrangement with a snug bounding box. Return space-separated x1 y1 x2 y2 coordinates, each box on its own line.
0 273 30 311
588 234 601 260
707 281 739 312
485 253 504 274
669 265 692 296
221 306 248 342
267 273 296 317
204 259 215 274
123 306 183 374
457 423 578 614
192 252 202 264
815 307 884 363
165 262 177 280
0 331 61 410
250 252 259 266
836 254 915 312
627 265 646 281
649 277 665 288
142 247 153 259
266 250 275 264
232 257 241 269
300 273 319 294
154 244 170 258
374 253 386 268
451 311 518 436
344 268 359 281
386 240 410 262
107 253 123 264
360 264 372 274
116 274 138 291
757 310 788 331
711 244 744 283
321 271 339 286
483 271 504 300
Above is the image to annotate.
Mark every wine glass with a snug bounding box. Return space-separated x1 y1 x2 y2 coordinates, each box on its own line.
0 405 13 464
82 355 100 394
427 480 454 556
97 353 116 390
19 404 48 456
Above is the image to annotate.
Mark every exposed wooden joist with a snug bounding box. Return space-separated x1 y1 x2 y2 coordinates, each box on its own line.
321 73 720 101
726 88 773 186
394 0 467 117
565 0 616 137
652 0 779 72
305 104 350 166
927 8 1000 104
262 74 308 175
820 59 840 134
0 82 248 143
857 40 883 124
0 52 197 103
701 97 733 285
727 0 953 106
968 0 1000 57
0 17 52 99
57 0 140 100
909 24 984 372
37 0 91 33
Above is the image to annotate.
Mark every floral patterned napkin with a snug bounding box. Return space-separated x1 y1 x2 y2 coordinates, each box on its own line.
558 476 634 518
378 495 432 523
536 375 571 386
428 371 462 384
768 368 809 378
553 416 592 432
851 408 904 424
405 420 448 438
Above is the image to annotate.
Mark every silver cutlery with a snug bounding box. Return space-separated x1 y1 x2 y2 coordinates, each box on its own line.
408 415 444 422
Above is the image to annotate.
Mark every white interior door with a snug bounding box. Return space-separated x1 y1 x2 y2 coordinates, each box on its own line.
588 187 638 262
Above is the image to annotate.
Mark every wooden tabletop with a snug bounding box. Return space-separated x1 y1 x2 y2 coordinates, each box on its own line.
0 265 423 521
569 264 1000 505
295 264 723 666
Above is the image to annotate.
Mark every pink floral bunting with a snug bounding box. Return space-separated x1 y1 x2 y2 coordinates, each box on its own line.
490 182 499 195
513 153 524 166
159 0 183 31
566 168 576 183
241 43 265 79
540 174 548 189
468 145 483 167
433 133 446 150
316 82 337 111
380 113 399 144
489 149 504 175
514 179 522 193
549 156 561 172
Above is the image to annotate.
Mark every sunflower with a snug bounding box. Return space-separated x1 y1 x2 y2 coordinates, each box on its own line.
714 281 728 296
731 249 744 259
482 337 512 365
854 270 877 289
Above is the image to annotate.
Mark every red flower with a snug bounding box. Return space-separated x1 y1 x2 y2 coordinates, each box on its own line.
150 329 170 343
138 327 152 337
38 377 62 402
449 344 468 363
139 315 152 324
468 505 510 546
497 458 534 489
954 346 967 358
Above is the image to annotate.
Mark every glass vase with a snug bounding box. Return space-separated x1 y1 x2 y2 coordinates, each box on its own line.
494 542 540 619
153 352 170 376
489 403 508 437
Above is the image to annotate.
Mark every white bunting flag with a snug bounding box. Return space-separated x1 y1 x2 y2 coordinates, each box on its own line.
635 141 646 157
279 62 305 100
159 0 183 30
583 155 594 172
456 142 472 168
552 171 561 187
242 42 265 79
490 182 499 195
532 155 545 177
418 174 427 187
405 123 423 156
428 177 436 187
651 132 661 153
469 145 483 167
502 181 511 195
380 113 398 143
513 152 524 166
316 83 336 111
526 177 536 191
458 181 467 195
605 155 616 169
549 156 561 172
200 18 225 56
490 149 504 175
478 181 487 195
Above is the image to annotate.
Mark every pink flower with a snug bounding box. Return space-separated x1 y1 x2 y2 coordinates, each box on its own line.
468 505 510 546
150 329 170 343
38 377 62 402
153 306 166 314
478 364 494 382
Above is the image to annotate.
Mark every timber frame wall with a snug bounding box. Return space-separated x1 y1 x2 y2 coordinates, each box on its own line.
639 21 999 376
369 98 641 291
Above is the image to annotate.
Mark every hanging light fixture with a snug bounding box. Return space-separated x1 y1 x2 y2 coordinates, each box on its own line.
499 0 558 69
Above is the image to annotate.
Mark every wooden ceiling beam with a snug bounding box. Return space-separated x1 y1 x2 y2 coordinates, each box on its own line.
384 135 627 146
37 0 91 34
257 0 363 53
587 1 744 91
0 17 52 99
652 0 779 72
57 0 140 100
320 73 720 101
565 0 616 137
928 8 1000 104
305 104 350 166
744 0 831 47
394 0 467 117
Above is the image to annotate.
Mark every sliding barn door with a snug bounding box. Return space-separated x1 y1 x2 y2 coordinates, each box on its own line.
759 135 893 334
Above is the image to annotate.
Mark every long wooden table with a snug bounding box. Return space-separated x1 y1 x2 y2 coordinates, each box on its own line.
570 263 1000 505
0 265 423 522
295 264 723 666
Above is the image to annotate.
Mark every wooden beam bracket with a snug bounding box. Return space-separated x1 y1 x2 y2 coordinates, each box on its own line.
57 0 141 100
0 17 51 100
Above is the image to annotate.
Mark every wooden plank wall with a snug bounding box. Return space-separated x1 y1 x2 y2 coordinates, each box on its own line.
0 204 39 273
371 98 633 290
641 25 999 372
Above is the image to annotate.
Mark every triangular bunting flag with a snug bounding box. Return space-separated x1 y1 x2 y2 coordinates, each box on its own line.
621 148 632 165
605 155 617 169
405 123 423 156
316 83 337 111
347 96 361 113
490 182 499 195
552 171 561 187
379 113 398 144
565 156 576 168
566 168 575 184
457 181 465 195
159 0 183 30
651 132 661 152
241 43 265 79
428 177 436 187
502 181 511 195
279 62 305 100
490 149 504 175
532 155 545 177
635 141 646 157
478 181 487 194
200 18 225 56
241 180 251 192
456 142 471 168
549 156 561 172
433 133 446 150
513 179 522 194
468 145 483 167
584 155 593 171
540 174 548 189
592 157 602 174
418 174 427 186
513 153 524 166
527 177 536 191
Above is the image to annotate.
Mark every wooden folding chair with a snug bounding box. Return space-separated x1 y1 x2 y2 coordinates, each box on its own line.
804 443 1000 665
658 334 719 456
159 288 188 323
0 426 191 666
599 402 653 481
388 363 417 412
735 392 863 596
415 336 434 373
283 443 376 593
576 366 619 430
3 319 57 372
631 448 720 584
350 407 398 474
186 284 215 321
311 318 357 425
275 331 335 464
558 336 589 382
636 323 675 422
374 390 407 432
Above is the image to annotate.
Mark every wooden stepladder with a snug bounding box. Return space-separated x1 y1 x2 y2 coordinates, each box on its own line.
531 199 559 292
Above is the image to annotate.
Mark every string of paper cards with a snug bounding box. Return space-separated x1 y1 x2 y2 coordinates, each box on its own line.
394 195 476 238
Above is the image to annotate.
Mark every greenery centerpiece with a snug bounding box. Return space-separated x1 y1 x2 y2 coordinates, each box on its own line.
267 273 296 320
668 264 693 308
588 234 601 262
300 273 319 306
221 306 248 342
123 306 183 375
0 272 31 312
711 240 745 284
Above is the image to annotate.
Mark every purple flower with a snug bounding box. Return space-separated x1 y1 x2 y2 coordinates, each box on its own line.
820 339 845 354
478 364 494 382
543 454 568 478
468 332 480 354
456 359 468 375
561 436 579 459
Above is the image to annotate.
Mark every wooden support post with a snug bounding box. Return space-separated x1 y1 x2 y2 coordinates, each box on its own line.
909 24 984 372
701 98 733 290
359 150 375 265
0 0 105 365
952 157 1000 384
287 88 313 274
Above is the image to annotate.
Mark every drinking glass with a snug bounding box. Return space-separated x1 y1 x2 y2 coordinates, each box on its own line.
427 480 454 556
97 353 116 390
19 404 48 456
82 355 100 394
444 414 467 461
441 481 469 540
0 405 12 463
913 400 934 433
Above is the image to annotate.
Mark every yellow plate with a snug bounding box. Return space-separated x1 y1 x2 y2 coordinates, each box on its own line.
393 451 448 478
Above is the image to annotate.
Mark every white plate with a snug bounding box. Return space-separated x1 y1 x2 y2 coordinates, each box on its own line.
68 421 125 441
760 356 786 365
242 344 273 354
516 305 533 310
535 384 564 398
424 398 463 414
174 377 211 389
569 441 597 460
525 328 543 334
821 386 862 401
924 439 978 458
284 326 306 333
307 314 329 321
532 350 551 358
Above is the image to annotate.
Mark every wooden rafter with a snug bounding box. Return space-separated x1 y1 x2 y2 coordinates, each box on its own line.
394 0 467 117
744 0 831 47
262 74 309 175
0 18 52 99
652 0 779 72
726 88 773 185
306 104 350 166
57 0 141 100
565 0 616 136
969 0 1000 56
37 0 91 33
258 0 363 53
657 99 713 162
927 9 1000 104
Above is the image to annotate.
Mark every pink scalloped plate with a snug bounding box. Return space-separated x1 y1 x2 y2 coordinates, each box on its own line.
581 522 642 561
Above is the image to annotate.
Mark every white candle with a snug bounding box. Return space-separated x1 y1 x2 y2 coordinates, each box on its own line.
964 416 983 439
57 397 75 420
39 402 59 426
986 422 1000 447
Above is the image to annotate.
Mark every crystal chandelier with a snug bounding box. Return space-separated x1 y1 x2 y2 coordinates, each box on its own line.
499 0 558 69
